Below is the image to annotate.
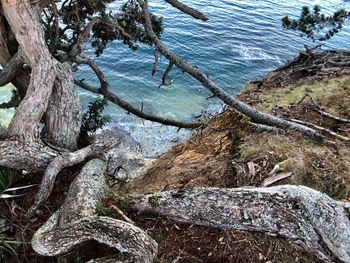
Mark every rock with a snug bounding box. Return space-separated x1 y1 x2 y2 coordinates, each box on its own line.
96 127 155 183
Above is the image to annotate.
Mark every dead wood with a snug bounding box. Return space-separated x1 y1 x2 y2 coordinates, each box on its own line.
138 0 324 140
129 185 350 263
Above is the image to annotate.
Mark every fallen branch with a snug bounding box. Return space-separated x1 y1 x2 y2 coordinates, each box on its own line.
110 205 135 225
129 186 350 263
138 0 323 141
298 93 350 123
313 107 350 124
249 122 283 133
289 118 349 141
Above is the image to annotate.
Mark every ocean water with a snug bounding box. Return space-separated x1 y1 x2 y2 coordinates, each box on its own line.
1 0 350 156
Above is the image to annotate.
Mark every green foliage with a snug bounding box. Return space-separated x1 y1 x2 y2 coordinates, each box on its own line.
0 167 15 193
91 0 164 55
43 0 163 57
81 97 111 133
282 5 349 42
76 255 84 263
154 233 163 244
95 204 108 216
0 235 16 255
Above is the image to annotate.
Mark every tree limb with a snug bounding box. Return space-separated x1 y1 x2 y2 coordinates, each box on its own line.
289 118 349 141
32 158 158 263
2 0 57 142
165 0 208 21
129 186 350 263
0 51 25 87
27 138 119 216
138 0 323 140
313 108 350 124
74 57 202 129
158 61 174 89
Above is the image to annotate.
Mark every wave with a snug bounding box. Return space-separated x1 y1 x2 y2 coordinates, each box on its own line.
233 44 282 63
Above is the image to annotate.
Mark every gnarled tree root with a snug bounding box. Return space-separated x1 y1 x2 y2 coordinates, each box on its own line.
129 186 350 263
31 158 157 263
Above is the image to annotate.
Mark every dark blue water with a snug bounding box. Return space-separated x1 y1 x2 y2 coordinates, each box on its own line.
1 0 350 156
75 0 350 156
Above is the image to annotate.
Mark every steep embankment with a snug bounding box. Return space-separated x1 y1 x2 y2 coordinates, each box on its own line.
122 50 350 199
111 50 350 262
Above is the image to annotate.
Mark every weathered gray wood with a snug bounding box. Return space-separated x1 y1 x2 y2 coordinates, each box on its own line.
44 63 83 150
2 0 57 142
32 159 158 263
129 185 350 263
28 139 118 215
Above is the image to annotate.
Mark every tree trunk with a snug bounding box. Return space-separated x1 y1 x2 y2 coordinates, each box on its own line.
129 186 350 263
43 63 83 150
2 0 56 142
1 0 83 152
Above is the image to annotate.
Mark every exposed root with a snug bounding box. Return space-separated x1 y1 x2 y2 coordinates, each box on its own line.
32 158 158 262
129 186 350 263
27 139 119 216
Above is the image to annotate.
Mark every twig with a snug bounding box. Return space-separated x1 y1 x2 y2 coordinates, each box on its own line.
312 108 350 124
289 118 349 141
110 205 135 224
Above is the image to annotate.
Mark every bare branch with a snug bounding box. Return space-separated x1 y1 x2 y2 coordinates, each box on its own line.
74 57 202 129
165 0 208 21
152 47 159 76
158 61 174 89
137 0 323 140
289 118 350 141
249 122 283 133
0 51 25 87
313 108 350 123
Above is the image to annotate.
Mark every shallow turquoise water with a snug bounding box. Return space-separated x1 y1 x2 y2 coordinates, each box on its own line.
1 0 350 156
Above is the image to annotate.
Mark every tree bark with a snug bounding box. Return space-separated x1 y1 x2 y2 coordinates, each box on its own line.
0 14 30 97
28 139 117 215
2 0 56 142
129 186 350 263
32 159 158 263
43 63 83 150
